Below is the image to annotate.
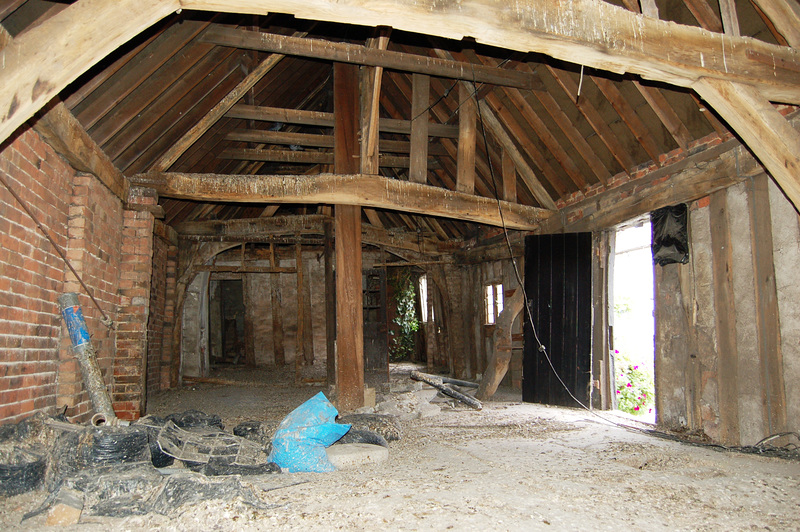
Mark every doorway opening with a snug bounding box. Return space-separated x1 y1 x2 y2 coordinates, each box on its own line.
210 279 245 366
612 220 656 422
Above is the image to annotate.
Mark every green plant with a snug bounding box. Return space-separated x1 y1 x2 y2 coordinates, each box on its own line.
615 350 654 415
388 269 419 361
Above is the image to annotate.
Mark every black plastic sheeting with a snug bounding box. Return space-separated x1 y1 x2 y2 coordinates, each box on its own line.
651 204 689 266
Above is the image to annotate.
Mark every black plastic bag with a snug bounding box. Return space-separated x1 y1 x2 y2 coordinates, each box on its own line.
0 447 46 496
165 410 224 431
651 204 689 266
134 416 174 468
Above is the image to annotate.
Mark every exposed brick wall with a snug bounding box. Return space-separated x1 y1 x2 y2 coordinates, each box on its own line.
146 233 171 399
114 188 155 420
0 130 72 423
0 128 158 426
57 172 123 421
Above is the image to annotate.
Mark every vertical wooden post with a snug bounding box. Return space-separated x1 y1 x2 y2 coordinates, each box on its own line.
243 276 256 366
501 149 517 203
709 190 740 444
324 219 336 385
334 62 364 411
591 231 612 410
295 241 305 381
456 82 476 194
410 73 430 184
747 174 787 435
270 242 285 366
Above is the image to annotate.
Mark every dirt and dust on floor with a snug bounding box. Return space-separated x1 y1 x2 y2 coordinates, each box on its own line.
1 362 799 531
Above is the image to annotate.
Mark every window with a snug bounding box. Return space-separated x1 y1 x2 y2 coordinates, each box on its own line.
485 283 504 324
419 275 430 323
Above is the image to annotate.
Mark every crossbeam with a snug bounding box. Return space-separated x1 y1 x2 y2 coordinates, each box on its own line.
130 172 552 230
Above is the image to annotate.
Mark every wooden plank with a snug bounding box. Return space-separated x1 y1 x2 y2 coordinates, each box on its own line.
632 81 693 151
498 89 588 189
324 218 336 385
746 173 787 435
547 66 635 174
752 0 800 46
226 129 334 147
477 100 558 209
749 0 796 46
683 0 724 32
591 75 664 165
719 0 741 36
409 73 430 184
132 171 552 230
0 0 26 20
639 0 659 18
73 17 210 129
694 78 800 215
226 104 459 138
709 189 740 445
202 26 542 90
501 149 517 203
295 242 306 376
152 32 307 172
33 100 129 200
360 27 391 177
219 147 437 168
456 82 476 194
271 269 286 366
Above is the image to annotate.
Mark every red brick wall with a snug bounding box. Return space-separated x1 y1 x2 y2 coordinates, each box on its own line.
1 128 158 425
57 172 123 421
147 234 168 398
0 130 72 423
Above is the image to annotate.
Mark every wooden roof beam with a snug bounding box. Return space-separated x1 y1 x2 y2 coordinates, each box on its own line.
130 172 552 230
182 0 800 103
201 27 543 90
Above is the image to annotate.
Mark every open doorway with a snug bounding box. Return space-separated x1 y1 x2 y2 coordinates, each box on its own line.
612 220 656 422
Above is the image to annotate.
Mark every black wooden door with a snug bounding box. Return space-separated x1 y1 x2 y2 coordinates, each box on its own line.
523 233 592 407
363 268 388 373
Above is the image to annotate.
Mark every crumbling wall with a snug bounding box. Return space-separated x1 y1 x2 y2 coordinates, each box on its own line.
655 177 800 445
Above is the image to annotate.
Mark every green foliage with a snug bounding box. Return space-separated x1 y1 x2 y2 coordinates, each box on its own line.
389 269 419 362
615 350 654 415
614 297 633 315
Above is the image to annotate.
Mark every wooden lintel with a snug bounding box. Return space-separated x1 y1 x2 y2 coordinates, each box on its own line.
202 26 542 90
195 264 296 273
33 101 129 200
130 172 552 230
225 104 459 138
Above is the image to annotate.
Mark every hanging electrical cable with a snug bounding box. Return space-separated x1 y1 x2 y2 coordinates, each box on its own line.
0 171 114 328
468 75 799 460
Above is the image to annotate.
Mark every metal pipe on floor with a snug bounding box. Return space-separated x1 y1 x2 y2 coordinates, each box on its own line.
58 293 118 426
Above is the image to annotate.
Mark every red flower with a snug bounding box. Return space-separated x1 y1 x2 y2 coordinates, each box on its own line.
626 383 632 388
634 406 640 411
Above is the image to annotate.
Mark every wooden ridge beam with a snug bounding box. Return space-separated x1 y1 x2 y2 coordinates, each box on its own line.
225 104 459 138
201 26 542 90
130 172 553 230
182 0 800 103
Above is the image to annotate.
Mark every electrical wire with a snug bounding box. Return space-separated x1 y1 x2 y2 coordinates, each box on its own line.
470 79 799 461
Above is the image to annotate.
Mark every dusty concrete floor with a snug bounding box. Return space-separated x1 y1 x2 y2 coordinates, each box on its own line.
2 364 799 531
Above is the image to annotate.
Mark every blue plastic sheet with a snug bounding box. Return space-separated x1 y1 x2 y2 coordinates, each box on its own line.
269 392 350 473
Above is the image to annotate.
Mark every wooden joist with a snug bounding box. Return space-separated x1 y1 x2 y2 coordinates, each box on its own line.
225 104 459 138
751 0 800 46
130 172 552 230
218 147 439 169
201 27 542 90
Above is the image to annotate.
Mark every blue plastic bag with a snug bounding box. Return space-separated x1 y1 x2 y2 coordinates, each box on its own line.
269 392 350 473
